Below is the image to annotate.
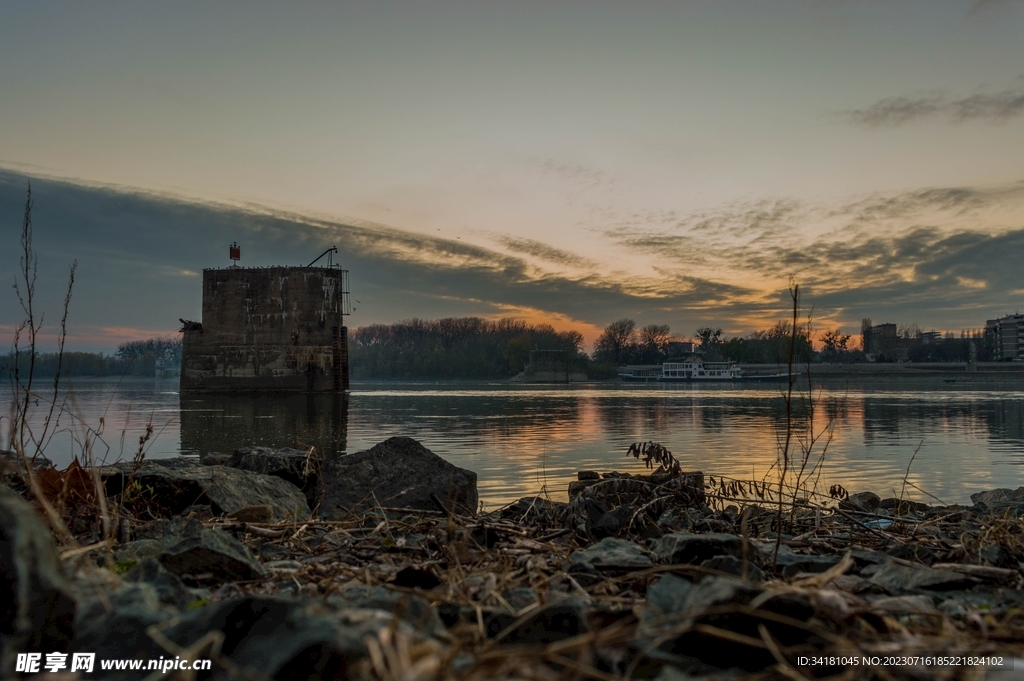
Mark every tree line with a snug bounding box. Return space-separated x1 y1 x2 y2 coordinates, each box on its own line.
592 318 818 367
349 317 586 379
0 337 183 379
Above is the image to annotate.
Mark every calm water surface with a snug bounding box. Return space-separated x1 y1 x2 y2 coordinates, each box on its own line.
5 377 1024 509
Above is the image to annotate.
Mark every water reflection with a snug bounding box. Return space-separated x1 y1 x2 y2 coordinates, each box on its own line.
179 393 348 458
6 378 1024 507
340 386 1024 506
861 396 1024 445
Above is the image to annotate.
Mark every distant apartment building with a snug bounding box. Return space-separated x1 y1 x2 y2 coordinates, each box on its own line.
863 323 907 360
986 314 1024 361
666 340 696 357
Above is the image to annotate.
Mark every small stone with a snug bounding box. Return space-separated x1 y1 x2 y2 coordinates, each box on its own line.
499 496 567 523
839 491 881 513
159 525 267 581
886 542 938 565
123 557 201 610
869 595 939 616
877 497 930 514
870 562 978 594
700 555 765 582
591 504 636 540
830 574 873 594
113 538 165 564
758 544 842 578
227 504 274 523
570 537 653 571
491 597 589 645
650 532 743 565
330 585 442 636
644 573 695 617
502 587 539 613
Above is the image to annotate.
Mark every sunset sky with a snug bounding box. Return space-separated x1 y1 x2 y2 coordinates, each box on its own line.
2 1 1024 352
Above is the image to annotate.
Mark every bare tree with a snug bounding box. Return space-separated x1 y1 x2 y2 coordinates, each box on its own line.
694 326 722 349
638 324 671 362
594 319 638 365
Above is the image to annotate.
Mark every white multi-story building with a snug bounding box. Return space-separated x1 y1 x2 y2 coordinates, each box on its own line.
986 314 1024 361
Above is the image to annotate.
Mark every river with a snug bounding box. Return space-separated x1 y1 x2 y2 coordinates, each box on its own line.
4 377 1024 509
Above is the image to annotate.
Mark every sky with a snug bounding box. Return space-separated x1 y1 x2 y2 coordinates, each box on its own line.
2 0 1024 353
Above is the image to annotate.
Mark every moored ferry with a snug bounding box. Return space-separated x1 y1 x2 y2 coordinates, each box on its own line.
617 355 791 382
658 357 742 381
617 355 741 381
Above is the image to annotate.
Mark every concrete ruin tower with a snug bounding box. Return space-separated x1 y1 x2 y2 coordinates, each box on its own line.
180 246 350 392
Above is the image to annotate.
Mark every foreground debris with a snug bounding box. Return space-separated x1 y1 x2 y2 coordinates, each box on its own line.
2 440 1023 680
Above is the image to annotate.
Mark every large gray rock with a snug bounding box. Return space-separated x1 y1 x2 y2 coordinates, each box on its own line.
0 485 77 677
102 457 309 521
319 437 477 518
634 574 814 673
168 597 430 681
971 487 1024 516
73 595 430 681
71 581 174 680
229 446 321 508
970 487 1024 506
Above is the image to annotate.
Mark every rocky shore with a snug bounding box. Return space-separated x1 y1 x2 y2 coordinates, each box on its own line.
2 438 1023 680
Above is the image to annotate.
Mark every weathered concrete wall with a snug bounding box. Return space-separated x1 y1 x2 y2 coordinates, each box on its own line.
181 267 349 392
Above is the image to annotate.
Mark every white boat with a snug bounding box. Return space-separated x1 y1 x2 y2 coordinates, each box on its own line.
617 355 793 382
658 356 742 381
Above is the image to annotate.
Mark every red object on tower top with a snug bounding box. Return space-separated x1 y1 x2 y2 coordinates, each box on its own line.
229 242 240 264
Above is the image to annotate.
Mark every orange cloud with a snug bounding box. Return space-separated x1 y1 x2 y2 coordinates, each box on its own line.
485 305 605 349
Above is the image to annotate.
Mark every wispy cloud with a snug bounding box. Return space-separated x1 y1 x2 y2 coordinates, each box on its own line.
600 180 1024 329
0 170 754 350
842 87 1024 127
4 169 1024 350
497 236 599 270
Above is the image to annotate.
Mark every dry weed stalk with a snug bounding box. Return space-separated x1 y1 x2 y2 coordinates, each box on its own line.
4 182 163 550
6 182 77 544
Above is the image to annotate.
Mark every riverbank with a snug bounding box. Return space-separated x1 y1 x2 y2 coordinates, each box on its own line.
738 362 1024 389
2 441 1023 680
